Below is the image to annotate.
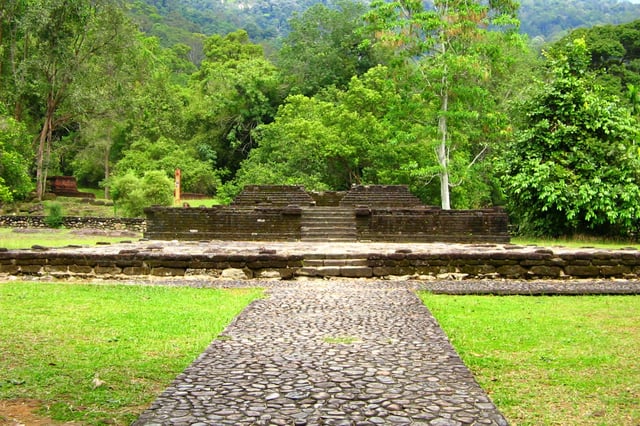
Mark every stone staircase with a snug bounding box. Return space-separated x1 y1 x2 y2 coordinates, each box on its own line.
300 207 357 242
297 254 373 278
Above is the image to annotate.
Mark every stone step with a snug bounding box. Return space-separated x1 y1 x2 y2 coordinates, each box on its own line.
304 258 368 267
296 265 373 278
301 226 356 232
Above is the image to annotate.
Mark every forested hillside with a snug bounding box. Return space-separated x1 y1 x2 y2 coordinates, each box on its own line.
2 0 640 238
129 0 640 46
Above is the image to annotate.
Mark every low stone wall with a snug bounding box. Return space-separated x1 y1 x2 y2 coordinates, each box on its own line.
144 206 510 243
356 207 510 243
0 216 146 233
2 246 640 280
144 206 303 241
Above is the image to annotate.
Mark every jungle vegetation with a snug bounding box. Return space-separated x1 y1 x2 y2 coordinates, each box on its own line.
1 0 640 237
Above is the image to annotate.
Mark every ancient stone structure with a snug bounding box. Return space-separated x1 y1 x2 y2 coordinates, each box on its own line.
144 185 510 243
0 215 145 232
46 176 95 198
2 241 640 282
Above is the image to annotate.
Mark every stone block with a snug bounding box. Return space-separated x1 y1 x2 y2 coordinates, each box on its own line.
20 265 43 273
220 268 249 280
151 267 186 276
599 265 631 276
564 265 601 277
372 266 414 277
460 264 496 276
340 266 373 278
68 265 94 274
0 264 19 274
123 266 151 275
496 264 528 278
95 265 122 275
529 265 562 277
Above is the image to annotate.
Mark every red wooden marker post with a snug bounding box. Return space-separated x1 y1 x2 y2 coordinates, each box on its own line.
174 168 181 205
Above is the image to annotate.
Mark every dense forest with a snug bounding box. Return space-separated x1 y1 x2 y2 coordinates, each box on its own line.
1 0 640 237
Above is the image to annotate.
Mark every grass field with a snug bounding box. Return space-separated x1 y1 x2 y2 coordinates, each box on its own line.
419 293 640 425
0 283 263 425
0 228 141 250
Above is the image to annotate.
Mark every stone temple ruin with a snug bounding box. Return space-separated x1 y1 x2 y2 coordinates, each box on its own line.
144 185 510 243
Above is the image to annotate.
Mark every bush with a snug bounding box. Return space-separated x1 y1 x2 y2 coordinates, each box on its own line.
109 171 174 217
44 202 64 228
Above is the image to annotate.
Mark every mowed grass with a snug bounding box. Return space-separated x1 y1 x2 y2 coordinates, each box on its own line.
419 294 640 426
0 282 262 425
512 236 640 250
0 228 141 250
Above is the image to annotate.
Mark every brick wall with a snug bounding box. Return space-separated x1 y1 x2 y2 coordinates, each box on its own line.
144 206 303 241
355 207 510 243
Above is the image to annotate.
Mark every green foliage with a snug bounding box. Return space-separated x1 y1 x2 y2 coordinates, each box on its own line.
114 137 220 195
0 112 33 203
519 0 640 42
44 202 64 228
234 66 423 193
109 171 173 217
187 30 284 177
363 0 521 209
277 0 376 96
499 39 640 237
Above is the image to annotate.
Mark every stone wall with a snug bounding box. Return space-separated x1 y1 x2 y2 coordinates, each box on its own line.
0 215 146 232
231 185 316 206
2 246 640 281
144 205 509 243
144 206 303 241
144 185 510 243
355 207 510 243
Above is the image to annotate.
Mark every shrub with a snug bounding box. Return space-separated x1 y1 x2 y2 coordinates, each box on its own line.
109 171 174 217
44 202 64 228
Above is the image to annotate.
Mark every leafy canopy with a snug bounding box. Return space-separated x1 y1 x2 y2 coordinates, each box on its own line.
499 38 640 237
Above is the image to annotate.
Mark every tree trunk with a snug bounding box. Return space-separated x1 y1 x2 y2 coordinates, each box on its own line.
437 59 451 210
104 126 111 199
437 112 451 210
36 94 56 200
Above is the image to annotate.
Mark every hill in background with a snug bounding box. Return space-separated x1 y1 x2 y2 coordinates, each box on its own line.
129 0 640 49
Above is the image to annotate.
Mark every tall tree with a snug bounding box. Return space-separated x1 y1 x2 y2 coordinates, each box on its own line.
10 0 130 200
364 0 520 209
499 38 640 237
187 30 284 178
277 0 375 96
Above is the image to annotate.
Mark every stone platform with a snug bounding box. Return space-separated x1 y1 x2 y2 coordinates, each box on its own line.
3 240 640 285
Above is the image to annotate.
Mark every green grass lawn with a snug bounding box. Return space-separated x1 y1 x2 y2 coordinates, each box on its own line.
0 283 262 425
0 228 141 250
419 293 640 426
512 236 640 250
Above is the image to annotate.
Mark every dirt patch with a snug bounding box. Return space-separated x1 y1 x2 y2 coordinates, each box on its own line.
69 229 139 238
10 228 62 234
0 399 77 425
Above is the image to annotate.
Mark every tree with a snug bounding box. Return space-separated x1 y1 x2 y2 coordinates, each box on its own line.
364 0 520 209
7 0 132 200
187 30 284 178
499 38 640 237
0 109 32 202
231 66 427 196
277 0 375 96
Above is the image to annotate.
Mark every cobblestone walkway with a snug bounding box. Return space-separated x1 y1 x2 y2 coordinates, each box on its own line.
134 281 508 425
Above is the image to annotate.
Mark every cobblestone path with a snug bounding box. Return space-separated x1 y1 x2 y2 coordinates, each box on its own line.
134 281 508 425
